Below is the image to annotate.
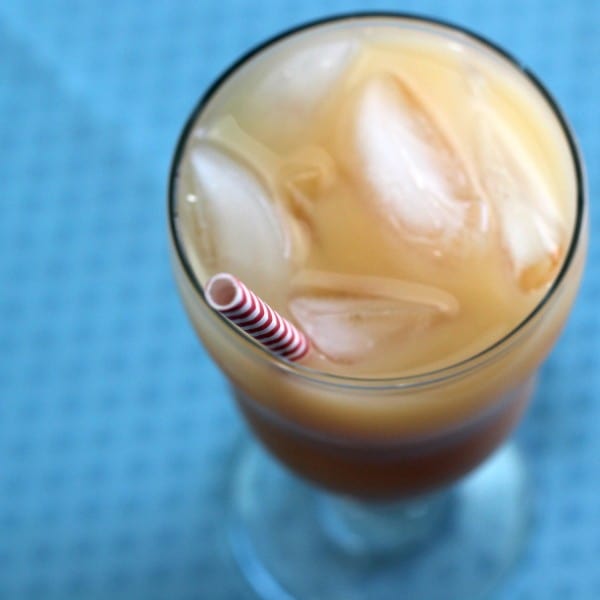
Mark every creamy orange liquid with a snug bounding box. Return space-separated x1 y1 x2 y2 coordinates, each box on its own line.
171 18 585 497
176 21 576 379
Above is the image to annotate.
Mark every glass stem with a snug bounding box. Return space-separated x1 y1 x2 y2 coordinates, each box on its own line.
316 489 452 556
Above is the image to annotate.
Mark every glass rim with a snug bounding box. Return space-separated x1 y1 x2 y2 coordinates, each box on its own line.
167 12 586 391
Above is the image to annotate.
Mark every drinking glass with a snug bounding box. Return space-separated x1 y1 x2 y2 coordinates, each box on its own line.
168 14 587 600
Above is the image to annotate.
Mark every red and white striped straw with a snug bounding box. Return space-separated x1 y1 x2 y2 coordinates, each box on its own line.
205 273 310 362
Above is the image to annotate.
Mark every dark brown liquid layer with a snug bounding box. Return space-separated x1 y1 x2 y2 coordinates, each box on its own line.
235 378 533 499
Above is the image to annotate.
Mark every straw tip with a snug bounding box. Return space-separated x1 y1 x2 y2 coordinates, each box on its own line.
205 272 242 311
204 271 310 363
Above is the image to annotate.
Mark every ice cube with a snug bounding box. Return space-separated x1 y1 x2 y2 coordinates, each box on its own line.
348 74 480 245
206 116 281 188
474 101 565 290
247 36 359 138
208 116 337 215
204 116 336 265
289 270 458 364
186 143 290 295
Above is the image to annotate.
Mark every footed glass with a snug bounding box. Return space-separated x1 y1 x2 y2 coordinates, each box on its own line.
168 14 587 600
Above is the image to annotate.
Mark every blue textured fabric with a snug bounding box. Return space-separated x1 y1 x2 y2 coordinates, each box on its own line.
0 1 598 598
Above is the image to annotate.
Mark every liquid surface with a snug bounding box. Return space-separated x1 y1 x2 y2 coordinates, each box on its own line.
175 20 576 377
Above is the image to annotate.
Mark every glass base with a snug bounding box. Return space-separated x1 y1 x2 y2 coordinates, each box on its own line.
227 440 531 600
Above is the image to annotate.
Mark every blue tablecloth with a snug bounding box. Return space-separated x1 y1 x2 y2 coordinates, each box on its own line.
0 1 598 598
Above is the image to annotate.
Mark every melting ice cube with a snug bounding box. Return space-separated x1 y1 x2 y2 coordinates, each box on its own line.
203 116 336 266
185 143 290 295
247 36 359 138
208 116 337 214
289 270 458 364
474 100 565 290
349 74 479 244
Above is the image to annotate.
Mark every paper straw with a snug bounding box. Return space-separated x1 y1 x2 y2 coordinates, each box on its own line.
205 273 310 362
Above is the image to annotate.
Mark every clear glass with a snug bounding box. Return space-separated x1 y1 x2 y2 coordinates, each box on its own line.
168 13 587 600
